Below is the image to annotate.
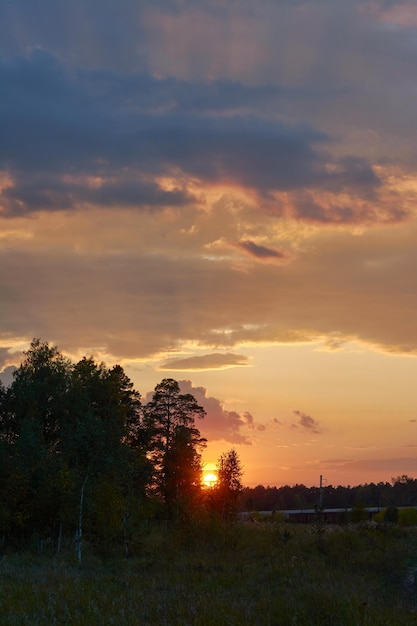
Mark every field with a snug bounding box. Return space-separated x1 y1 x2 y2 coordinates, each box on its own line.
1 521 417 625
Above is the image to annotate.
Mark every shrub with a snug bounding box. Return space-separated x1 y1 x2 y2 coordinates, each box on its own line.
384 506 399 523
351 502 368 523
398 507 417 526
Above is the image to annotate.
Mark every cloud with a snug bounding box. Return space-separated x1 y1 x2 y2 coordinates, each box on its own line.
0 47 388 224
0 0 416 364
159 352 249 370
2 214 417 362
177 380 265 444
244 411 266 432
285 455 417 484
0 0 417 491
0 348 12 368
0 365 16 388
0 347 19 387
319 456 417 475
237 240 289 262
1 173 196 215
293 410 323 434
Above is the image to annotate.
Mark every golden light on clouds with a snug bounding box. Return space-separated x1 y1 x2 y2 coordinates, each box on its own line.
1 0 417 487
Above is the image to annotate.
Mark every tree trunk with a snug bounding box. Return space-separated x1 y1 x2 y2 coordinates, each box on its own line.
75 468 89 565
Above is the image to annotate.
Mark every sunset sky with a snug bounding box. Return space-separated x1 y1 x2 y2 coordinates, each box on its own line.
1 0 417 488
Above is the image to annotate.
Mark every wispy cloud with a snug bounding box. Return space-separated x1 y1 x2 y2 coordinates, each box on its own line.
292 410 324 434
159 352 249 370
321 457 417 475
236 240 289 262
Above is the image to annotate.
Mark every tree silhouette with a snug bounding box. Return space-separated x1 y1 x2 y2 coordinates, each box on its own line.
213 448 243 520
0 340 151 553
144 378 206 517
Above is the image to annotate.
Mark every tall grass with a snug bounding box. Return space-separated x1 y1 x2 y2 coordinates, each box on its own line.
1 522 417 625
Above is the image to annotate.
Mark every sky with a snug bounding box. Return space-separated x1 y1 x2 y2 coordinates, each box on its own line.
1 0 417 488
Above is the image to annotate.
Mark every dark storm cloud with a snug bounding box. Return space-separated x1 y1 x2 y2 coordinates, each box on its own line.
135 114 329 191
1 173 194 215
0 49 323 177
80 68 310 114
0 49 382 218
0 50 110 171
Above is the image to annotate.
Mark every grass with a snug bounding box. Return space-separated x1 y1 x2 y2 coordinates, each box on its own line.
1 522 417 625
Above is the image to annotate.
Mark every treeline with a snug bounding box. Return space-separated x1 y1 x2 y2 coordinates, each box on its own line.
0 339 243 557
241 476 417 512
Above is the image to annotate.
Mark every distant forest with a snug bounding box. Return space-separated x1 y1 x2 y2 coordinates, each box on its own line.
1 339 416 557
240 476 417 513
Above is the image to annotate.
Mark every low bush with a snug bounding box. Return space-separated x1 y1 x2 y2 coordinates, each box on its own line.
1 523 417 625
399 507 417 526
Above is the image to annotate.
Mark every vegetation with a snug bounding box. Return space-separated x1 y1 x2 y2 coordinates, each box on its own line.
241 475 417 513
214 448 244 520
1 523 417 625
143 377 206 519
0 339 245 556
3 339 417 624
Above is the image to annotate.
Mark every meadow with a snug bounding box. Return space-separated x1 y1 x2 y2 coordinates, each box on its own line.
1 520 417 625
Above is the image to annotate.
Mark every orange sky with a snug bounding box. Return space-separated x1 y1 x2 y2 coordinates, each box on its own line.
0 0 417 488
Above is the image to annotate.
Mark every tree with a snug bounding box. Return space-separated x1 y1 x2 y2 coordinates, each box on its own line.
391 475 417 507
383 505 399 524
4 338 72 446
213 449 243 520
163 424 205 517
64 356 150 558
144 378 206 516
0 339 152 554
67 357 143 471
0 340 72 539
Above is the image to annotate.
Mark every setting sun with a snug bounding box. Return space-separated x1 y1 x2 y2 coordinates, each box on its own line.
2 0 417 493
202 472 218 488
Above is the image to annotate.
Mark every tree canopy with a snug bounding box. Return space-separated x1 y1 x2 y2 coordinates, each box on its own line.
144 378 206 517
0 340 210 553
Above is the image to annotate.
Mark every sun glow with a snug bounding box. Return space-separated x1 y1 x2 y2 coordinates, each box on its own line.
202 472 218 488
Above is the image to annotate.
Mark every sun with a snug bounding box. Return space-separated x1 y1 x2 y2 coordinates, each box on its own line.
202 472 218 488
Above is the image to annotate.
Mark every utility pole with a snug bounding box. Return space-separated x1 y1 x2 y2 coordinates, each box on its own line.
319 474 323 509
